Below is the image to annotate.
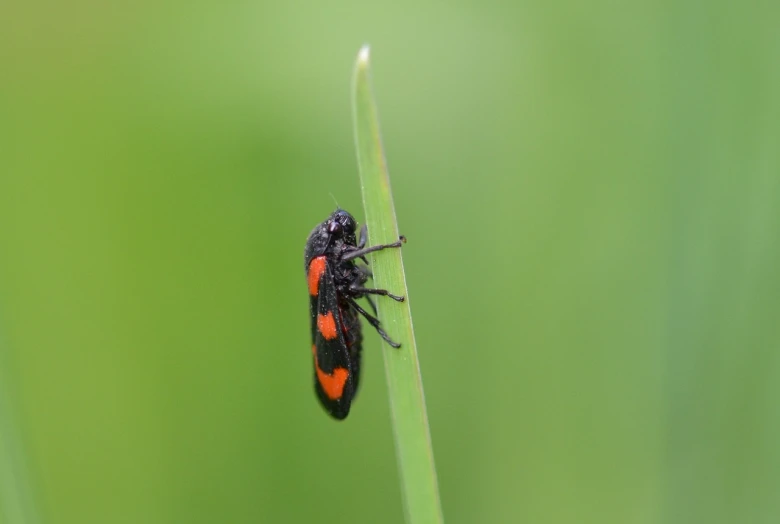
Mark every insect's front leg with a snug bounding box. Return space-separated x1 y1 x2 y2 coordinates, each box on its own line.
341 236 406 262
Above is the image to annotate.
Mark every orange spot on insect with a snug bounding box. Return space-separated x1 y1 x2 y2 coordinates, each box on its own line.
308 256 327 296
312 345 349 400
317 312 338 340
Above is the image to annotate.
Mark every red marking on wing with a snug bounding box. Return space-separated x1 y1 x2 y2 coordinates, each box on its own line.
312 345 349 400
307 256 327 296
317 312 338 340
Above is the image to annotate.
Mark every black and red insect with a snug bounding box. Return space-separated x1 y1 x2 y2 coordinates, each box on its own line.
305 209 405 419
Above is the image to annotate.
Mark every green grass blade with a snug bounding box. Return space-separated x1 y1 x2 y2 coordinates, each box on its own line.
351 45 444 524
0 335 42 524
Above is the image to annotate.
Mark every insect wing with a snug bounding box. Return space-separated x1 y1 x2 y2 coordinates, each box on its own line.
308 257 356 419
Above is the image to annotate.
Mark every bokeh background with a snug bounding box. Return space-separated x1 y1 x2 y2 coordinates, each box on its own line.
2 1 779 523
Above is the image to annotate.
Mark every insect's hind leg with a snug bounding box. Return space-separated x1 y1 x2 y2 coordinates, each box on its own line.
365 295 378 317
347 298 401 348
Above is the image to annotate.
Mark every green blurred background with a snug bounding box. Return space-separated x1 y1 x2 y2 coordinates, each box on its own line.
1 1 779 523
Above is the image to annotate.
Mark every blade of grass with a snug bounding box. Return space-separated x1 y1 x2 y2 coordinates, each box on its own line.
0 332 42 524
351 45 444 524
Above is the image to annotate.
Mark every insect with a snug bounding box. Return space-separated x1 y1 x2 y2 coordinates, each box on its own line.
305 209 406 419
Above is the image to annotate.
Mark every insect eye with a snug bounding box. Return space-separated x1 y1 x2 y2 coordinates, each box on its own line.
328 221 342 234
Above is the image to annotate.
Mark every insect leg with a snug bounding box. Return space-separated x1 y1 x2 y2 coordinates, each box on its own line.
342 236 406 262
350 286 405 302
365 295 378 316
347 298 401 348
